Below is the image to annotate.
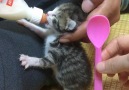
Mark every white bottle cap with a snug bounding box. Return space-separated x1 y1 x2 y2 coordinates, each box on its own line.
27 7 43 24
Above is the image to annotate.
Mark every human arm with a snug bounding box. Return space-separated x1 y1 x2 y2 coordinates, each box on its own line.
60 0 121 43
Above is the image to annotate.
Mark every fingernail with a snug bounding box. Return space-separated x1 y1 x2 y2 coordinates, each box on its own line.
59 39 70 43
96 62 105 73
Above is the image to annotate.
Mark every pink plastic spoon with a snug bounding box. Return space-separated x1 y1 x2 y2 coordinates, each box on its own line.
87 15 110 90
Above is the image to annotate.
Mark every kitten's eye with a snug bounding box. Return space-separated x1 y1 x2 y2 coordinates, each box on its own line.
52 14 56 17
53 19 57 24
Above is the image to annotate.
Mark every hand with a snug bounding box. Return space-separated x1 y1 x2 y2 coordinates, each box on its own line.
60 0 121 43
96 35 129 87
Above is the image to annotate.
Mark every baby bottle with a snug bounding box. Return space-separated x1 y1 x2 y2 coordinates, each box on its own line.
0 0 47 24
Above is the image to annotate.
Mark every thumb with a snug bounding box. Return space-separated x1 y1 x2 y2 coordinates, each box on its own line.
82 0 103 13
96 54 129 74
82 0 95 13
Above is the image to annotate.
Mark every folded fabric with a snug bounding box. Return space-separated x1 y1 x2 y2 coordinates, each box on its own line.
121 0 129 11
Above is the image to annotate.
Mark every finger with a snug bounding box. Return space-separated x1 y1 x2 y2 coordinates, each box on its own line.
102 35 129 60
102 39 120 61
91 0 103 7
82 0 95 13
118 73 128 85
59 21 90 43
124 80 129 88
96 54 129 74
82 0 103 13
86 0 120 25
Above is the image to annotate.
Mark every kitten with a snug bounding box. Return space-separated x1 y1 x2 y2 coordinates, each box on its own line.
18 2 92 90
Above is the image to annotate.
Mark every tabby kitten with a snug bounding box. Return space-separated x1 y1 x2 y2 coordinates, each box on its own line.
19 3 92 90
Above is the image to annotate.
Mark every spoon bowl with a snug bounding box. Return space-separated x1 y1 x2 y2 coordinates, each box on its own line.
87 15 110 48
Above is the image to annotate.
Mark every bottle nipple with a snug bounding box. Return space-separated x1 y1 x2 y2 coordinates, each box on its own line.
40 13 48 24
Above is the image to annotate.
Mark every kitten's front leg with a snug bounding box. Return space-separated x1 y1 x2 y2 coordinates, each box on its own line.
19 54 55 69
17 19 48 38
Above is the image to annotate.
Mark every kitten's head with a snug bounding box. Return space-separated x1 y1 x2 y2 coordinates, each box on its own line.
46 3 87 33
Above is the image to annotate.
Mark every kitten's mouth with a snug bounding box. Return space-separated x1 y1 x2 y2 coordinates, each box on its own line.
45 14 49 25
45 20 50 27
45 22 49 26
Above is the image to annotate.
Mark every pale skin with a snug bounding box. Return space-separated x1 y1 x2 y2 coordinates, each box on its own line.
59 0 121 43
96 35 129 88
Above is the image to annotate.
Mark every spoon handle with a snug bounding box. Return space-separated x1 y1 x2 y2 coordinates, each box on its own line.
94 47 103 90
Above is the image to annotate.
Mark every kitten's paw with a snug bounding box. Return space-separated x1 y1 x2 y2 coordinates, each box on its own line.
19 54 31 69
19 54 41 69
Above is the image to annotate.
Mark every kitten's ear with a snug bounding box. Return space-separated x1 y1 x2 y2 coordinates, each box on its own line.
65 19 76 31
